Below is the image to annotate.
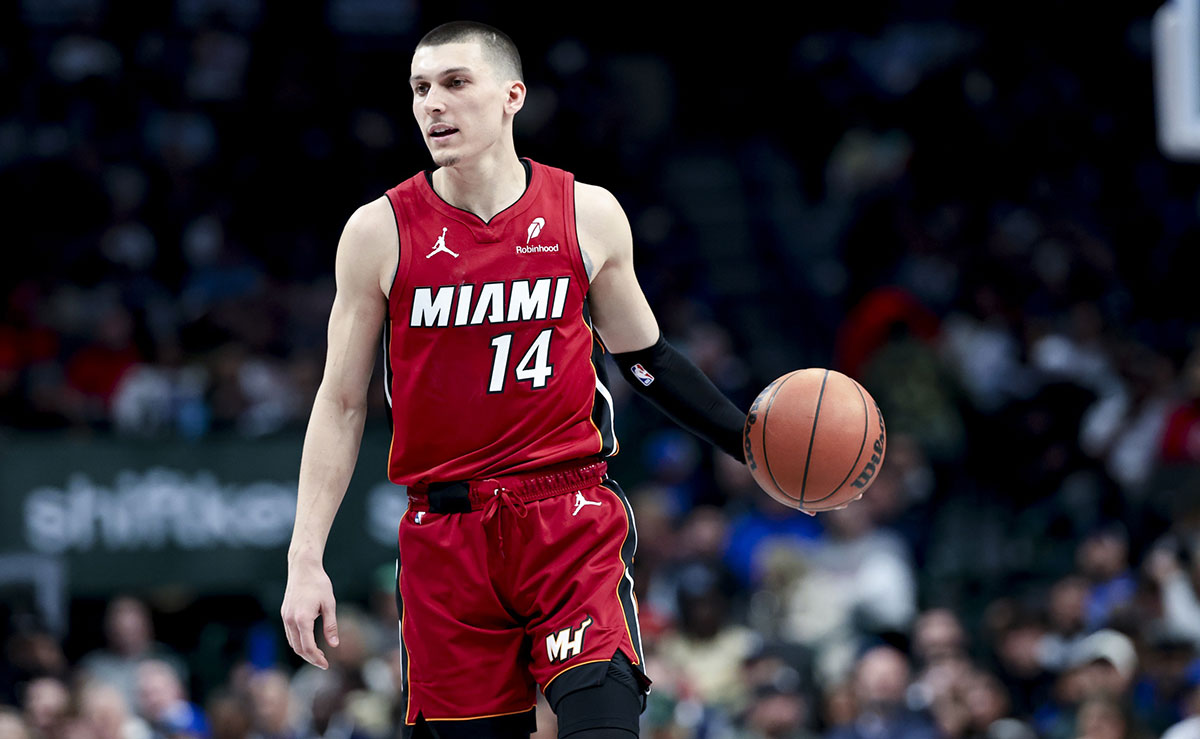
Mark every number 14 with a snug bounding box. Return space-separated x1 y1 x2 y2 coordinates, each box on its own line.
488 328 554 393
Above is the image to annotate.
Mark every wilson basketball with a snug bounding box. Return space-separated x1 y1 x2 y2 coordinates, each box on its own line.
743 369 886 512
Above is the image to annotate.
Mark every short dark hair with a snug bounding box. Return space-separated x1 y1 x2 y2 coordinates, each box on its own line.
417 21 523 82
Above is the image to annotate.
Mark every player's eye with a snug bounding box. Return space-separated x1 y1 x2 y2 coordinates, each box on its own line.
414 83 428 95
450 78 466 88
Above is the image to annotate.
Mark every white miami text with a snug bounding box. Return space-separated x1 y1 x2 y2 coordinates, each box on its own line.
410 276 572 328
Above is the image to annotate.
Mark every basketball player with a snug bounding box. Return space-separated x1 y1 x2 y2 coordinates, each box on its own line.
281 22 747 739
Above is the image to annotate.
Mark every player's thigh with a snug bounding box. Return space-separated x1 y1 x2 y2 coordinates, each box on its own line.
398 510 536 725
517 479 649 737
524 479 648 696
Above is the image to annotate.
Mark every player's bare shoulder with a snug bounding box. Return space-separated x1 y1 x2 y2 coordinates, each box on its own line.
574 181 633 280
337 196 399 297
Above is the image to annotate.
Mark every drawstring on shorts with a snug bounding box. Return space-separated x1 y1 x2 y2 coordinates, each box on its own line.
479 483 528 557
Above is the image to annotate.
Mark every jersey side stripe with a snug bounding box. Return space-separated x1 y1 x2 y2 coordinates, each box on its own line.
382 315 393 408
581 298 617 457
594 375 616 456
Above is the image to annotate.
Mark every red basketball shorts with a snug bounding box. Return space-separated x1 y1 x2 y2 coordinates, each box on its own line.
396 459 648 728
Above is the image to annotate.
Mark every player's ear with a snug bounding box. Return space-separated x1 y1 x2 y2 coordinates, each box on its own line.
505 80 526 115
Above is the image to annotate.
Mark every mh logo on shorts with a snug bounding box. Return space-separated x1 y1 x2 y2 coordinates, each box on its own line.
546 615 593 664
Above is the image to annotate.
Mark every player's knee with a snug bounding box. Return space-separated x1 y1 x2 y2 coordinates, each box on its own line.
550 655 643 738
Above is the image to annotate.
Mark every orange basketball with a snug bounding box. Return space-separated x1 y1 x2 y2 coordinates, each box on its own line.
743 369 886 512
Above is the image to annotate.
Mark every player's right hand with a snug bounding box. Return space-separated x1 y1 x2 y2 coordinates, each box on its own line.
281 561 340 670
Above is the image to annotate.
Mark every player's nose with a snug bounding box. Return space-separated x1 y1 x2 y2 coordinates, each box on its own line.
422 89 446 114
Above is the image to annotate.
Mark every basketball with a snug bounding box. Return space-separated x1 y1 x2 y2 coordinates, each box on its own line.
743 369 886 512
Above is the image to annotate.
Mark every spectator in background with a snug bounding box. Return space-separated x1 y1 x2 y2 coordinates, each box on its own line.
1072 697 1139 739
960 671 1033 738
723 471 822 589
1041 576 1091 673
984 601 1057 721
296 676 370 739
203 691 251 739
21 677 69 739
79 598 187 714
1077 526 1137 632
1130 630 1198 736
643 504 734 627
1161 346 1200 465
136 660 208 739
1029 303 1119 401
846 290 966 465
1 620 69 707
0 709 30 739
906 610 1031 737
736 684 820 739
1146 537 1200 650
911 609 968 673
1038 629 1143 739
779 503 916 686
63 302 143 427
1161 666 1200 739
927 668 1034 739
1077 341 1176 494
738 641 818 737
656 560 757 715
1069 630 1139 703
245 670 293 739
907 609 976 731
826 646 938 739
939 283 1030 415
79 682 150 739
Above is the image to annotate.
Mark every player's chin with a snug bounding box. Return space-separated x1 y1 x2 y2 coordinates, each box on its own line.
427 143 459 167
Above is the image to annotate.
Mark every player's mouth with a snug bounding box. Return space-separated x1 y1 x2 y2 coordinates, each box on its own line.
429 124 459 139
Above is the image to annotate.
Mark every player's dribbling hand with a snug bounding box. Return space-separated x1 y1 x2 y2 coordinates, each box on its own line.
281 560 340 670
800 492 864 516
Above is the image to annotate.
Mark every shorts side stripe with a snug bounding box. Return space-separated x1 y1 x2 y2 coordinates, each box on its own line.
396 559 413 723
601 480 644 665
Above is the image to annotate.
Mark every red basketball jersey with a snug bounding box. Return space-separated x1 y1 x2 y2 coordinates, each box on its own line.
383 160 618 485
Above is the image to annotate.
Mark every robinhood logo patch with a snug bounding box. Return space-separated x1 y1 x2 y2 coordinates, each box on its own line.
23 469 297 553
517 216 558 254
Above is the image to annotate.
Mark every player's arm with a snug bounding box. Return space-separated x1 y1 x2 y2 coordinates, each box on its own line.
577 183 747 462
282 197 395 670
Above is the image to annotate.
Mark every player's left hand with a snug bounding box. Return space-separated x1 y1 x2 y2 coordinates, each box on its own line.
802 491 865 516
281 559 340 670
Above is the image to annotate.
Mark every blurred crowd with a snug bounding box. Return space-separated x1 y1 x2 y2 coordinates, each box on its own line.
4 0 1200 738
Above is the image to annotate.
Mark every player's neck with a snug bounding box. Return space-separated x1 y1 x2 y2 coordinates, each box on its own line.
432 149 526 222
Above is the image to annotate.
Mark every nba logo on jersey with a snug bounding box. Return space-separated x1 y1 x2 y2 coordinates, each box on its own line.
630 363 655 387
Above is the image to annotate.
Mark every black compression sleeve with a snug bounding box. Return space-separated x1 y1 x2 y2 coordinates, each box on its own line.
611 334 747 463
